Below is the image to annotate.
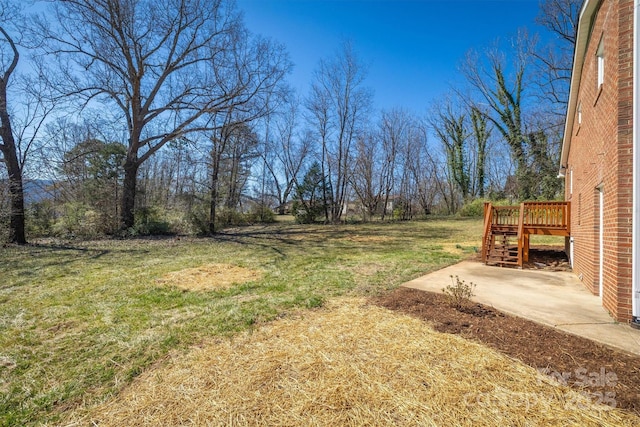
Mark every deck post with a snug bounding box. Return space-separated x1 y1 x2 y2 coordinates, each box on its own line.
517 202 525 267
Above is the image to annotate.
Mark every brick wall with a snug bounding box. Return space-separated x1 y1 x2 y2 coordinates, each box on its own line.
566 0 634 322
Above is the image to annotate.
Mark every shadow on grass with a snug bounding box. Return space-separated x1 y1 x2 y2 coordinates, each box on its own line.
207 221 468 252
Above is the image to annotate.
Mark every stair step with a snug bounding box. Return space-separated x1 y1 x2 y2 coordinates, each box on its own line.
484 226 522 266
487 252 518 257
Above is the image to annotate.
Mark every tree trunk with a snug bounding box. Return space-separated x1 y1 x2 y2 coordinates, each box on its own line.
8 173 25 243
209 175 218 234
0 96 26 243
4 153 26 244
209 141 224 234
121 159 139 230
320 141 330 223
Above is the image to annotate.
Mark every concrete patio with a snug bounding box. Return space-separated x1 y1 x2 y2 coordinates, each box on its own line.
403 260 640 356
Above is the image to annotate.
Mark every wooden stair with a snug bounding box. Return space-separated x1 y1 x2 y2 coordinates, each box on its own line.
484 225 520 266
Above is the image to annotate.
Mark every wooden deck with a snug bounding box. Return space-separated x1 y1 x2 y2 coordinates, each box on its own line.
481 201 570 267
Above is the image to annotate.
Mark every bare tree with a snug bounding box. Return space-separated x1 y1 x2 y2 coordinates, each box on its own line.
470 106 490 198
38 0 290 229
429 148 459 215
431 102 471 202
134 136 202 216
0 7 23 243
305 61 333 223
532 0 581 113
0 2 55 243
262 96 311 215
537 0 580 44
462 39 534 199
351 131 383 221
352 110 433 220
378 108 411 220
306 41 372 223
429 98 492 209
223 123 259 211
405 120 438 216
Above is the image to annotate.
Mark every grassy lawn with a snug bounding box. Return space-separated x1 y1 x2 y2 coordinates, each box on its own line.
0 217 482 426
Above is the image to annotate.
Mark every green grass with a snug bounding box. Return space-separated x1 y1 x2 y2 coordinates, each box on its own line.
0 218 482 426
528 234 567 246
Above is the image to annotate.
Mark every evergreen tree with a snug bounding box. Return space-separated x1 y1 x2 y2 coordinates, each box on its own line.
292 162 329 223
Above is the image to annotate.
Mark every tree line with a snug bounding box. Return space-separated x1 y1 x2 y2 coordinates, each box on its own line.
0 0 580 243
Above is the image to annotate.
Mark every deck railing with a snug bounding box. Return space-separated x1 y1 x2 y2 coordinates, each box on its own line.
491 206 522 227
522 201 570 233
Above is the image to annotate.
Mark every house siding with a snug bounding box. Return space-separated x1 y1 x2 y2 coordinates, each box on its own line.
566 0 634 322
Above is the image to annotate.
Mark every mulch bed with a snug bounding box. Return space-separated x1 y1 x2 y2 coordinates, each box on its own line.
372 248 640 416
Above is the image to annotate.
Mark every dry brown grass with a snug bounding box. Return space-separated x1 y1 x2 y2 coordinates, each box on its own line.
65 299 639 427
156 263 262 292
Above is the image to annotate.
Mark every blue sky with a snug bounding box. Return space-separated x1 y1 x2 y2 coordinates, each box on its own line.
237 0 547 113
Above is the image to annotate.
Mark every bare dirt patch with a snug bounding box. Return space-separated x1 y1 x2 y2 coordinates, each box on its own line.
67 299 638 426
373 287 640 418
524 245 572 271
156 263 262 291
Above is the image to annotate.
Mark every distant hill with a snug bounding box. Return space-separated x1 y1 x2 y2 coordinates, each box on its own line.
0 179 57 204
24 180 56 204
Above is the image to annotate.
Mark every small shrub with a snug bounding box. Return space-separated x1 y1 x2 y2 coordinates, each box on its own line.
132 206 174 236
291 200 324 224
442 275 476 309
187 206 211 235
26 200 56 237
458 199 486 217
345 215 361 224
218 208 248 227
246 204 275 224
52 202 103 239
392 206 405 220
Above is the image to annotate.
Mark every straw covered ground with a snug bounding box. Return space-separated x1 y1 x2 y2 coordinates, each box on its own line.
65 298 639 426
156 263 263 292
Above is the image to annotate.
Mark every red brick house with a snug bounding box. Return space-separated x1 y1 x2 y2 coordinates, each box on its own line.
560 0 640 326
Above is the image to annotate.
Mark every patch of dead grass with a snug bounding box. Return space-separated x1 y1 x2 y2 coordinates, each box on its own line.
66 299 639 426
156 263 262 292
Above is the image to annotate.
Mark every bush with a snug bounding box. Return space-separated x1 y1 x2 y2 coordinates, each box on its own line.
26 200 56 237
291 200 325 224
458 199 487 217
129 206 174 236
392 206 405 220
458 198 518 217
52 202 103 239
185 205 210 235
246 204 275 224
217 208 248 227
442 275 476 309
